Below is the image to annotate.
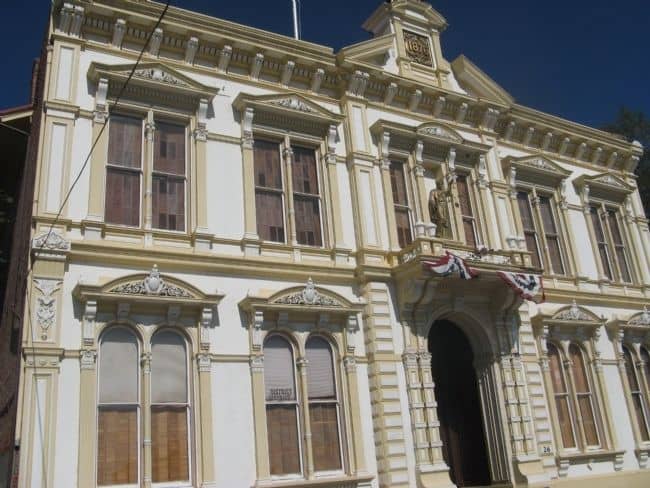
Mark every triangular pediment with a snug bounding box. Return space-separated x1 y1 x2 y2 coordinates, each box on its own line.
88 61 219 99
573 171 634 201
588 172 633 191
338 34 396 71
451 55 514 106
234 93 341 120
416 123 463 144
504 154 571 179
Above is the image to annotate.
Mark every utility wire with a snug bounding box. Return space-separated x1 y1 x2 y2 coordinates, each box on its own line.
0 121 30 137
22 2 171 486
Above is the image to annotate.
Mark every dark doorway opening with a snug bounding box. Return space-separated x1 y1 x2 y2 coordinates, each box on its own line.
428 319 491 487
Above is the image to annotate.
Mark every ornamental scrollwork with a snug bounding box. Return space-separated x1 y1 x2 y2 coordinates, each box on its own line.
403 30 433 67
272 278 342 307
133 68 189 87
629 307 650 326
553 300 593 321
34 279 62 340
108 265 193 298
268 97 318 113
32 231 70 251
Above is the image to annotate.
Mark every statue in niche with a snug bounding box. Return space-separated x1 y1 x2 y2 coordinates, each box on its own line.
429 187 449 238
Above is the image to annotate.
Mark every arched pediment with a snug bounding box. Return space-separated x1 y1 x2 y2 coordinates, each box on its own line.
239 278 363 315
73 265 223 308
628 307 650 327
551 300 600 323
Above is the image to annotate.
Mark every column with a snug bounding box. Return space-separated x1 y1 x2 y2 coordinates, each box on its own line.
297 358 314 478
324 125 350 261
343 356 367 475
143 114 155 236
413 140 433 238
240 107 259 254
78 299 98 487
141 352 153 488
197 353 217 487
193 99 211 250
283 144 297 246
250 355 270 481
557 182 580 277
84 78 109 238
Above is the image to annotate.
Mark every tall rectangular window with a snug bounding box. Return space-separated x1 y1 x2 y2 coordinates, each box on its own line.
590 206 613 280
539 196 565 275
517 191 542 268
456 174 478 248
153 121 186 231
389 161 412 248
105 115 142 226
254 140 285 243
292 147 322 246
606 210 631 282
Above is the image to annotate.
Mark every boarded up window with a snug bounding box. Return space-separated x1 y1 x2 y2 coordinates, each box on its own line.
389 161 412 248
153 122 186 231
607 210 631 282
590 207 613 280
569 344 599 446
306 337 341 471
293 147 322 246
539 196 565 275
254 140 285 242
623 346 650 441
547 343 576 448
264 336 301 475
151 331 189 482
457 175 477 248
97 328 139 485
106 115 142 226
517 192 541 269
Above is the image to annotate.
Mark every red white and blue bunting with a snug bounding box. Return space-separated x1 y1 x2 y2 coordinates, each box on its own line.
497 271 545 303
422 251 479 280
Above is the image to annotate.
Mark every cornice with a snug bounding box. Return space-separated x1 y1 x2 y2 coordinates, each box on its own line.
55 0 643 175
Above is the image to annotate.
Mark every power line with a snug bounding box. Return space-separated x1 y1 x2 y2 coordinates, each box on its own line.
21 2 171 486
0 121 30 137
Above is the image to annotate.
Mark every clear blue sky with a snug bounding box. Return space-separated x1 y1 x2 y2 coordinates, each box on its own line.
3 1 649 128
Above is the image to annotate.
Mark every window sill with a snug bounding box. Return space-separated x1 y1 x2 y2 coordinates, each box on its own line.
557 448 625 463
255 474 373 488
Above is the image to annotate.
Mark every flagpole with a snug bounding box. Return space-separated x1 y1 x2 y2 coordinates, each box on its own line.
292 0 299 39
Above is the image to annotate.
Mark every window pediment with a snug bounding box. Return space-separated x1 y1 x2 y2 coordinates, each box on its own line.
233 93 343 136
73 265 223 309
88 61 219 110
573 172 634 202
502 154 570 187
533 301 603 337
416 123 464 144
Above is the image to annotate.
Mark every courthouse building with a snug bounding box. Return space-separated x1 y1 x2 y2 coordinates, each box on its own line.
7 0 650 486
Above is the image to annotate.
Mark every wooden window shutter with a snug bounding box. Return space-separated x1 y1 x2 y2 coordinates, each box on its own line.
517 192 542 269
389 161 412 248
292 147 322 246
152 122 186 231
607 210 631 282
456 175 477 248
590 207 613 279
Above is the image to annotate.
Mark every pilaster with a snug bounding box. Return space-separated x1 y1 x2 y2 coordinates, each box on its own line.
193 98 212 250
240 107 260 254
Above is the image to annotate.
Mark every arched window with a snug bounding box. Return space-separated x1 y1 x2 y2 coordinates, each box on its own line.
642 347 650 392
306 336 342 471
151 330 190 483
547 342 576 449
569 344 599 446
264 335 301 476
624 346 650 441
97 328 139 486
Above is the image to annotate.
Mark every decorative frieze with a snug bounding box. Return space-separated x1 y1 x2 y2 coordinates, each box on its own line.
250 53 264 80
280 60 295 86
217 45 232 72
111 19 126 48
347 70 370 98
383 82 397 105
149 28 163 56
33 279 62 341
108 265 193 298
185 36 199 64
272 278 342 307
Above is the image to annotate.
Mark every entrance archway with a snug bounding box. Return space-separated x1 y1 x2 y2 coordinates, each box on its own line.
428 319 491 487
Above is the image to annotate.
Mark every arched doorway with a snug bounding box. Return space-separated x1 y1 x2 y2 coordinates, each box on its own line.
429 319 491 487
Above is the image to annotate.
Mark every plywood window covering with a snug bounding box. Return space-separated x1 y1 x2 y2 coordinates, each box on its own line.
97 328 139 486
539 196 565 275
264 335 301 476
106 115 142 226
606 210 632 283
151 330 190 483
590 206 613 280
306 337 342 472
517 192 542 269
623 346 650 441
153 121 186 231
292 146 323 246
254 140 285 243
547 342 577 449
456 175 478 248
568 344 600 447
389 161 412 248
